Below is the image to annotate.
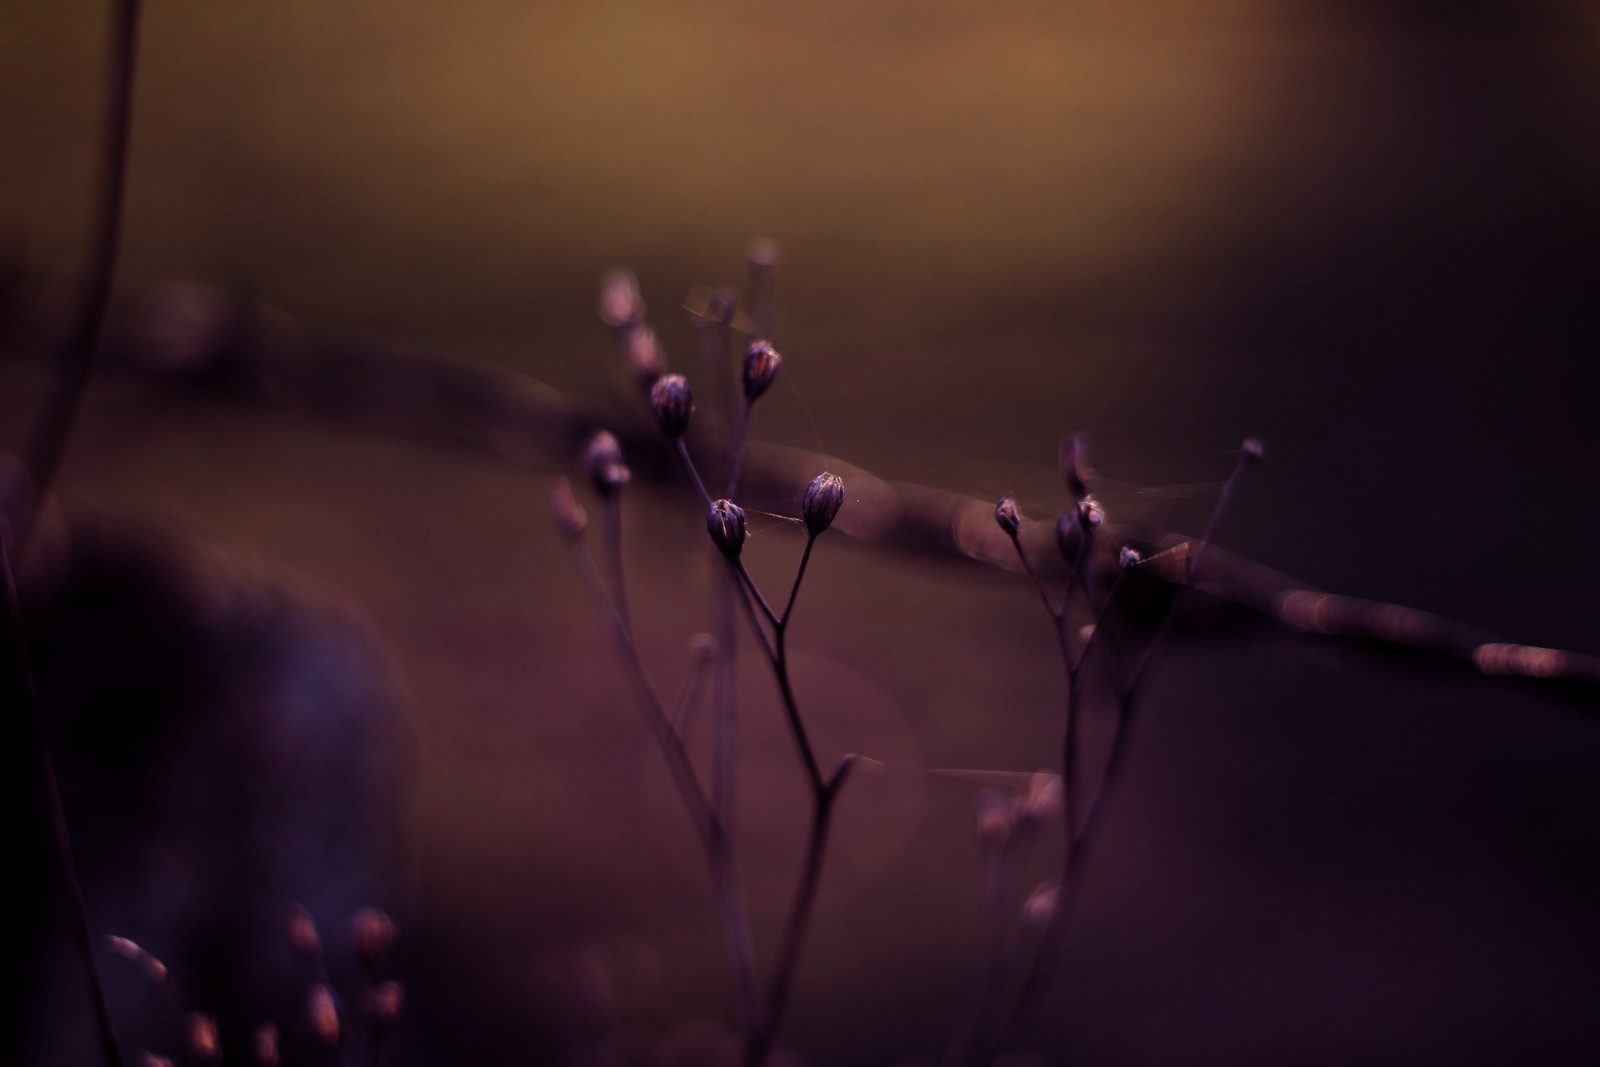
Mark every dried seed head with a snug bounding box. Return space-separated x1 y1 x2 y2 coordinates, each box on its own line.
1059 434 1092 503
366 981 405 1028
254 1023 280 1067
308 984 340 1047
649 374 694 438
802 471 845 536
627 324 667 388
974 788 1014 848
187 1013 220 1063
286 904 320 957
1242 436 1266 462
741 340 782 401
1119 545 1143 569
706 499 748 558
994 497 1021 538
550 477 587 538
351 907 397 972
1022 881 1060 930
582 431 631 496
597 269 644 329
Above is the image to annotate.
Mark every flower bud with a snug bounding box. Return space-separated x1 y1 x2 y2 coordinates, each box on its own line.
365 981 405 1028
187 1014 220 1063
1022 881 1060 930
308 984 339 1047
597 269 644 329
974 788 1014 849
741 340 782 401
582 431 630 496
994 497 1021 537
1119 545 1143 569
550 477 587 538
627 325 667 388
1242 436 1266 462
254 1024 280 1067
802 471 845 536
351 907 397 972
649 374 694 438
286 904 320 957
1015 771 1062 825
1056 496 1104 561
706 499 748 558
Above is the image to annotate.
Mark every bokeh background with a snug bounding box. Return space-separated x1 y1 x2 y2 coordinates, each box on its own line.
4 2 1600 1064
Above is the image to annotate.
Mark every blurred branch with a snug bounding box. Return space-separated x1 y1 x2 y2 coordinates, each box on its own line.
11 283 1599 698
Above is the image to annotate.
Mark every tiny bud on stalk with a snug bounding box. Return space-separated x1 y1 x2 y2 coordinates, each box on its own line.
627 325 667 388
742 340 782 400
1023 881 1060 930
649 374 694 438
254 1024 280 1067
550 477 587 538
597 269 644 329
802 471 845 536
351 907 397 972
1242 436 1266 461
582 431 630 496
706 499 748 558
308 984 340 1046
366 981 405 1028
974 788 1014 848
286 904 320 956
994 497 1021 537
1119 545 1143 569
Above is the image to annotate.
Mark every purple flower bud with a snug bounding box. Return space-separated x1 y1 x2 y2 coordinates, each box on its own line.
802 471 845 536
706 498 748 558
1242 437 1266 462
1119 545 1143 569
742 340 782 401
581 430 630 497
1055 496 1103 562
994 497 1021 537
649 374 694 438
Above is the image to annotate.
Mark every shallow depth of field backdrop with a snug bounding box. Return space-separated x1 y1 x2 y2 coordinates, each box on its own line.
3 2 1600 1064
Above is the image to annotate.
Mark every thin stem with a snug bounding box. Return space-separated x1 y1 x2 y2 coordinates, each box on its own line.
672 641 716 737
733 558 781 633
1 537 127 1067
14 0 143 549
562 535 762 1030
600 495 632 640
780 535 816 627
675 439 714 508
1005 531 1061 623
727 399 754 499
745 758 856 1067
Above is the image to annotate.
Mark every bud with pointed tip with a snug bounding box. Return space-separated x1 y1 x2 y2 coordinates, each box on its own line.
706 499 748 558
802 472 845 536
742 340 781 400
1242 437 1266 462
1119 545 1143 569
365 981 405 1028
1022 881 1060 930
994 497 1021 537
582 431 630 496
974 788 1014 848
254 1024 280 1067
1055 497 1103 561
551 477 587 538
649 374 694 438
287 905 320 957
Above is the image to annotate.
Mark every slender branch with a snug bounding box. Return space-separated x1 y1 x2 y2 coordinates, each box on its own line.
733 559 781 634
675 439 714 508
780 535 816 628
1005 530 1060 623
1 537 126 1067
14 0 143 549
599 495 632 639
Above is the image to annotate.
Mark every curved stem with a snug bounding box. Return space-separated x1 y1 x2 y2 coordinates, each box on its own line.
14 0 143 549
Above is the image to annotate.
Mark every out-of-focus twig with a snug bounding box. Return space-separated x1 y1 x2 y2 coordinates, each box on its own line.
13 286 1598 696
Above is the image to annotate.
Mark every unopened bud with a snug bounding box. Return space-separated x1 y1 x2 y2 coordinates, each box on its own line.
308 984 340 1047
747 237 781 269
649 374 694 438
366 980 405 1028
741 340 782 401
974 788 1014 848
706 499 748 558
582 431 630 496
688 632 718 663
287 905 320 957
351 907 397 972
598 269 644 329
254 1023 280 1067
1119 545 1143 569
141 1055 175 1067
550 477 587 538
802 471 845 536
994 497 1021 537
1078 497 1105 530
1022 881 1060 930
1242 436 1266 462
1059 434 1091 503
627 324 667 387
1015 771 1062 825
188 1013 220 1063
